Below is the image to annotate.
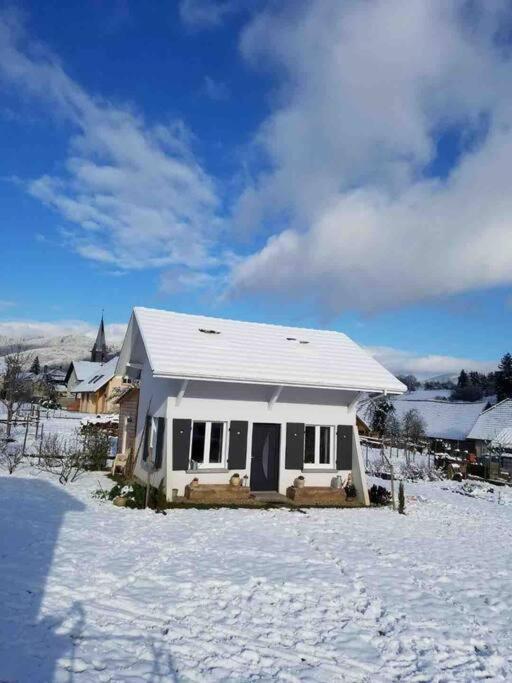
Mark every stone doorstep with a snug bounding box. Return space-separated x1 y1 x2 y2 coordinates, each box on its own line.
180 483 360 507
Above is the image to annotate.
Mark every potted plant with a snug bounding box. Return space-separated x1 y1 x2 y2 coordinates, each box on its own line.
230 473 241 487
294 475 305 489
345 482 357 498
189 477 199 488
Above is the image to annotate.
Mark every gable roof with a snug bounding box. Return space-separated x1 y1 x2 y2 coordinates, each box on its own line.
66 360 103 384
72 356 119 394
122 307 405 393
389 399 487 441
466 399 512 441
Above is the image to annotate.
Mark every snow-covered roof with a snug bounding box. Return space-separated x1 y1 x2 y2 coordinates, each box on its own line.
122 307 406 393
467 399 512 441
390 399 487 441
73 356 119 394
492 427 512 448
70 360 103 382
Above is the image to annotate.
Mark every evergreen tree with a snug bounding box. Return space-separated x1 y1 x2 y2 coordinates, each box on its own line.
369 396 395 436
496 353 512 402
396 374 420 392
457 369 468 388
30 356 41 375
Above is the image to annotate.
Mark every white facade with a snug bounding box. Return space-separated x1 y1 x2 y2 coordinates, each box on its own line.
117 307 406 506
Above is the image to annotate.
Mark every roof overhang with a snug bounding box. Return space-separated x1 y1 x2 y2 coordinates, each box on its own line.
152 370 404 395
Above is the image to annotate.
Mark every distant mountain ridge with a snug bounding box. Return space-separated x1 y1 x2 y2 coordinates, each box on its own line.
0 333 121 370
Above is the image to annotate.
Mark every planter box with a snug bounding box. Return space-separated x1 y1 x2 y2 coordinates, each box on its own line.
185 484 252 503
286 486 358 506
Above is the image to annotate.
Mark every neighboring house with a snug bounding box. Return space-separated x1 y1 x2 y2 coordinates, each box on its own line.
467 399 512 457
357 396 486 452
116 307 406 505
72 356 123 414
390 398 487 451
65 360 103 392
64 314 113 392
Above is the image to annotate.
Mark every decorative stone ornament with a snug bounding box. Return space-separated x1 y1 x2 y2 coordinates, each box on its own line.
294 475 305 489
113 496 128 507
230 473 241 487
190 477 199 488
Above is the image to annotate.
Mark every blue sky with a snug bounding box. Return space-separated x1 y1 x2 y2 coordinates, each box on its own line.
1 0 511 377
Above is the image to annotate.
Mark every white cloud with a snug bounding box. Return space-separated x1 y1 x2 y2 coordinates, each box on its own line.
368 345 496 379
179 0 240 29
0 10 226 277
230 0 512 313
203 75 229 101
0 320 127 343
0 300 15 311
159 267 221 295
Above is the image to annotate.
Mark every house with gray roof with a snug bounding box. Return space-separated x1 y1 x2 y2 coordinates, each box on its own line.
467 399 512 456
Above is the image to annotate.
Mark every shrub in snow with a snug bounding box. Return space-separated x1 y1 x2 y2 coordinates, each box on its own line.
369 485 391 506
0 430 24 474
38 432 88 484
38 427 111 484
345 483 357 498
99 480 166 510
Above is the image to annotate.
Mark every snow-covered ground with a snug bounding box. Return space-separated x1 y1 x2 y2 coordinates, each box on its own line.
1 405 112 454
2 464 512 682
363 444 441 481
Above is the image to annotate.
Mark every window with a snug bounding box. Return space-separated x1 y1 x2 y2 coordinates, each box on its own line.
303 425 334 468
190 421 226 468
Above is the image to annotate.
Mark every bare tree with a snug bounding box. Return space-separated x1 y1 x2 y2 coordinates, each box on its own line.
0 346 34 437
385 412 401 457
0 428 24 474
401 409 426 463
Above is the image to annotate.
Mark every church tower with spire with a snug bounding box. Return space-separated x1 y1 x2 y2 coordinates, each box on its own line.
91 314 108 363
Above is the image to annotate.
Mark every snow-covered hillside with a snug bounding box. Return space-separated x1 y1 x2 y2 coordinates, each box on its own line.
0 333 121 369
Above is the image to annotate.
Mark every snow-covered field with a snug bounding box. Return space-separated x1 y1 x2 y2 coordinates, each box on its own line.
2 464 512 682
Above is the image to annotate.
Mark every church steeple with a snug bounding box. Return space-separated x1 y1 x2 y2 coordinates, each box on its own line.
91 314 108 363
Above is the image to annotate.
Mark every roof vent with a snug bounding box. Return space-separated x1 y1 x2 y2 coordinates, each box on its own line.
199 328 220 335
286 336 310 344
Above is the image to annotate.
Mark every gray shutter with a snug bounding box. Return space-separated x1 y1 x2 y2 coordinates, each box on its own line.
173 419 191 471
142 415 152 461
154 418 165 469
285 423 305 469
337 425 353 470
227 421 248 470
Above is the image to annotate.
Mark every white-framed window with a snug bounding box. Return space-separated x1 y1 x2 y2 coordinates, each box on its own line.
190 420 227 468
303 425 335 468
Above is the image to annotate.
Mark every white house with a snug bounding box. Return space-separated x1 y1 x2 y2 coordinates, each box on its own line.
116 307 406 505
